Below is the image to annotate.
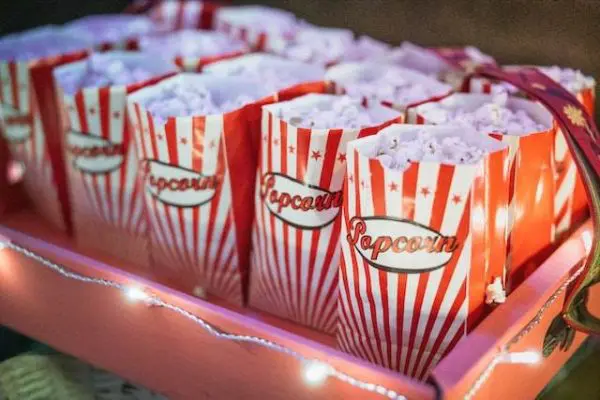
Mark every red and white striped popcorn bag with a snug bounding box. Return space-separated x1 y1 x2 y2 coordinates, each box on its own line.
148 0 218 31
324 62 453 114
0 29 91 233
127 74 275 304
250 94 402 333
409 93 556 290
139 30 250 73
338 124 510 379
467 67 595 238
214 6 298 51
54 52 176 266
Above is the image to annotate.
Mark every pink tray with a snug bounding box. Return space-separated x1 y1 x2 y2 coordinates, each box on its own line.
0 203 596 399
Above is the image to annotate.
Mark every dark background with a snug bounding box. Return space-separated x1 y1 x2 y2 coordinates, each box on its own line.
1 0 599 116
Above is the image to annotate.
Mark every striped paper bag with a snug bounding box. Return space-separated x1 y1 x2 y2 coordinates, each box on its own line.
127 74 275 304
0 43 90 233
338 124 509 379
214 6 298 51
250 94 403 333
54 52 176 267
409 93 556 291
467 69 595 238
148 0 218 31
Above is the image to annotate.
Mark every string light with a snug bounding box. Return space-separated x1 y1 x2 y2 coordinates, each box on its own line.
499 351 541 365
124 286 151 303
0 241 407 400
303 360 331 386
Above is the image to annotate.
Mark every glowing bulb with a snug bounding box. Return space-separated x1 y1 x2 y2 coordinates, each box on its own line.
581 230 593 255
303 360 331 386
0 242 7 251
124 286 150 303
501 351 541 365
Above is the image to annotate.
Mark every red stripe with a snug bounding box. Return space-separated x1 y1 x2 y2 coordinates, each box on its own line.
369 158 393 368
410 195 471 377
402 163 419 220
428 165 454 231
99 87 114 224
8 63 19 111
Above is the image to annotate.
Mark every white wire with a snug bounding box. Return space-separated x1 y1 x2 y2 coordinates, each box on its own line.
0 241 406 400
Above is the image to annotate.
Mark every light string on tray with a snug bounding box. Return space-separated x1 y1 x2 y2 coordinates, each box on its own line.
0 228 592 399
0 240 405 400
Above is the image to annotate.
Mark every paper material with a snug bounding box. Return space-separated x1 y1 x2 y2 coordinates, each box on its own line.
338 124 509 378
64 14 154 49
411 93 555 290
54 51 176 264
249 93 402 332
0 26 92 232
128 73 275 304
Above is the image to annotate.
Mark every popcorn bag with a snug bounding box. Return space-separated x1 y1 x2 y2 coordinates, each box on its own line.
338 124 509 379
148 0 218 31
54 52 176 266
0 27 92 233
127 74 275 304
139 30 250 72
409 93 556 290
325 62 452 114
64 14 155 51
214 6 298 51
467 66 596 237
250 94 403 333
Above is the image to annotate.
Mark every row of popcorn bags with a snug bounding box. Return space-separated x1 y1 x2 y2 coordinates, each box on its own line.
466 67 596 239
53 51 177 268
125 55 326 304
0 26 93 233
408 92 556 291
249 62 454 333
338 123 510 379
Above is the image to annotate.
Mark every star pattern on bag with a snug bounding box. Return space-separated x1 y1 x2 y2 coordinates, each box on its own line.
452 194 462 204
113 111 121 119
420 187 431 197
389 182 398 192
89 107 96 115
288 145 295 154
180 137 187 145
273 138 279 146
311 150 322 161
338 153 346 163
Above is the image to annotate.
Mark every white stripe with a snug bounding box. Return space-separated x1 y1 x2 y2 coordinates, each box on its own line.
554 162 576 214
284 123 299 320
109 86 127 227
0 62 12 108
17 62 29 113
184 0 201 28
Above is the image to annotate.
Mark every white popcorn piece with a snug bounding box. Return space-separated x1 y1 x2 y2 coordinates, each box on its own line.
139 30 249 59
265 93 401 130
64 14 155 46
203 53 325 93
416 93 549 136
54 52 176 95
485 277 507 305
326 62 452 109
0 25 92 61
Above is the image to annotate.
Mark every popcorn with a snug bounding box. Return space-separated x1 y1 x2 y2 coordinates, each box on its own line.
215 5 298 46
416 93 547 135
139 30 249 59
0 25 91 61
275 95 377 129
64 14 154 46
326 62 452 108
203 53 325 93
372 129 485 171
56 53 160 94
384 41 450 77
273 25 390 66
142 79 258 124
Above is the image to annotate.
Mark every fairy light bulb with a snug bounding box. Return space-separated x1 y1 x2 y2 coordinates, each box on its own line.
501 351 541 365
303 360 331 386
124 286 150 303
